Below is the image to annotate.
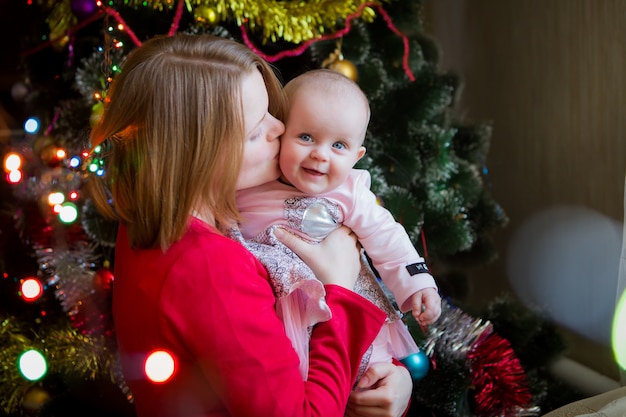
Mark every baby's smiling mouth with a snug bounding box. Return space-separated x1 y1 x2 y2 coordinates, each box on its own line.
303 167 325 176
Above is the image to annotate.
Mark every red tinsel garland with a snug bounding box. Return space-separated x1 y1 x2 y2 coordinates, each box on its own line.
240 2 416 81
468 332 533 417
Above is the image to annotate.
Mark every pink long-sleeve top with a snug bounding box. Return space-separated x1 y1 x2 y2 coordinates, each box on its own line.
237 169 437 312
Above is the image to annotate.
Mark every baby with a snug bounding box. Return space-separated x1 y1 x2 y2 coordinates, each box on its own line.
235 69 441 380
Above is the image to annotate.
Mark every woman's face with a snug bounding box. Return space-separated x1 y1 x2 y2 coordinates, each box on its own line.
236 70 284 190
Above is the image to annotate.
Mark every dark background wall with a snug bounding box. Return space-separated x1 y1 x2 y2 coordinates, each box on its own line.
425 0 625 382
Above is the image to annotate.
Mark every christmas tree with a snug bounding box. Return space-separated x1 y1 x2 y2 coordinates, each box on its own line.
0 0 580 416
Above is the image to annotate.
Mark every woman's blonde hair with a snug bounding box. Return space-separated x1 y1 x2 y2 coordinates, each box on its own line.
88 34 286 250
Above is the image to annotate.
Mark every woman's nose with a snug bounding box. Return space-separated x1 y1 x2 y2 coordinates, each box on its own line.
267 114 284 140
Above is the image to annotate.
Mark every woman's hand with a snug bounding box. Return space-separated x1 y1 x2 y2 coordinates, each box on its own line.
274 226 361 289
345 362 412 417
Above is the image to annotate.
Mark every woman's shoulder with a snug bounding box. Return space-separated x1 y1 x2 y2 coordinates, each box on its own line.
156 220 269 306
183 218 254 259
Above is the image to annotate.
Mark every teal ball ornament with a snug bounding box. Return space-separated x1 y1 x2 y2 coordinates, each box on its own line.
400 350 430 380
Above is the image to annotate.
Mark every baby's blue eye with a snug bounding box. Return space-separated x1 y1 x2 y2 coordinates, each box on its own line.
299 133 313 142
332 142 346 150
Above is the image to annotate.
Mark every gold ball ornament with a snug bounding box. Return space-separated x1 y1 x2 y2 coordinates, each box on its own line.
328 59 358 82
22 386 51 415
194 6 218 26
49 26 70 52
32 136 55 157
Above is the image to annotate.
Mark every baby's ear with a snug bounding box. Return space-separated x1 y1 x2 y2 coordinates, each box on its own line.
356 146 366 161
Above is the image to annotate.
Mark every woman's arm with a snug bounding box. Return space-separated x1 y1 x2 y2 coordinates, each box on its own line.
161 229 384 417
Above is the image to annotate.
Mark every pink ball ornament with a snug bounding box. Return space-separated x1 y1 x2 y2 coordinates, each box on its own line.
71 0 99 20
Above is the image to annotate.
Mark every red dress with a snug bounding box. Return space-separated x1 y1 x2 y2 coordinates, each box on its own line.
112 217 386 417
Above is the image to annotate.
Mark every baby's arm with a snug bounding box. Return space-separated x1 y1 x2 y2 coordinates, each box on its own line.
340 170 439 314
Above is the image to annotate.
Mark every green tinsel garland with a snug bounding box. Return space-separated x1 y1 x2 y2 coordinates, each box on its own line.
0 315 126 415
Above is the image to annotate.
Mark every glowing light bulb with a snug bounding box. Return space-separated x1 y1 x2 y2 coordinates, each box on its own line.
7 170 22 184
47 192 65 206
69 156 81 168
58 203 78 223
20 278 43 302
4 153 22 171
24 117 40 134
144 350 176 383
19 349 47 381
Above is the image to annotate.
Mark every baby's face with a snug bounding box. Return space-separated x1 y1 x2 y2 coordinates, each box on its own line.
279 88 367 195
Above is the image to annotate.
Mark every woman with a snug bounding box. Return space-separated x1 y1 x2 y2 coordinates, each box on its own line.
89 33 411 417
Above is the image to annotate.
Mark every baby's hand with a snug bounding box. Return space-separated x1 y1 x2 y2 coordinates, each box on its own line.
410 288 441 326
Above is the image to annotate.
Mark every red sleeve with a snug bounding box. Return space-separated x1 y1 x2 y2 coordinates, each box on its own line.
160 236 386 417
392 358 412 417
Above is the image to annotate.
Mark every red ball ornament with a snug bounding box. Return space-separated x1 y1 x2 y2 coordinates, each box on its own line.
93 268 114 291
39 143 62 167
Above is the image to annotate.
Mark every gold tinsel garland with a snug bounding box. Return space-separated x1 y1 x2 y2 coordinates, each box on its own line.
0 315 122 415
45 0 389 44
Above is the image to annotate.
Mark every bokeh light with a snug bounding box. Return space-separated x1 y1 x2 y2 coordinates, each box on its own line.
58 203 78 223
18 349 47 381
69 156 81 168
7 170 22 184
24 117 40 134
613 290 626 370
20 278 43 302
47 192 65 206
144 350 176 383
4 153 21 171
